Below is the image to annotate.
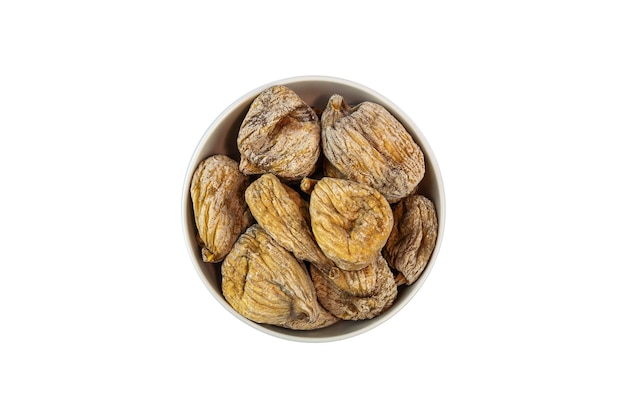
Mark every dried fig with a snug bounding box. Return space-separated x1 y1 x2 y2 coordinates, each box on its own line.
309 177 393 271
310 255 397 320
190 155 253 262
245 173 334 273
384 194 438 285
321 94 425 203
221 225 337 330
237 85 321 181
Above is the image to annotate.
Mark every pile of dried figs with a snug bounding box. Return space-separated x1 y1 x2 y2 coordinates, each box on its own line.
190 85 438 330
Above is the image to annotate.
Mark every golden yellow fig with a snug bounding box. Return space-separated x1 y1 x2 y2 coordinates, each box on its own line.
221 225 338 330
245 174 334 273
190 155 253 262
309 177 393 271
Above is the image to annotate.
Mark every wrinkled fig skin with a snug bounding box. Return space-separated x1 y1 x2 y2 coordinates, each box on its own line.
322 157 348 180
237 85 321 182
311 255 397 320
321 94 425 203
245 174 334 273
384 195 438 285
221 225 337 330
287 305 340 330
310 177 393 271
190 155 253 263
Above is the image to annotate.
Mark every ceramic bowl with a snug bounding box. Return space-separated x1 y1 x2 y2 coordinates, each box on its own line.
182 75 445 342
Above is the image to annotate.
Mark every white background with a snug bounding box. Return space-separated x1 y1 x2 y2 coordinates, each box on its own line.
1 1 625 415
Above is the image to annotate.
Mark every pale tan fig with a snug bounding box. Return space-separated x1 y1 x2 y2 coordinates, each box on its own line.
245 173 334 273
222 225 337 330
384 194 438 285
310 177 393 271
310 255 397 320
321 94 425 203
190 155 253 262
237 85 321 181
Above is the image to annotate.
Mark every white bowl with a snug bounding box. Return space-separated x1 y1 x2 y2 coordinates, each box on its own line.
181 75 446 342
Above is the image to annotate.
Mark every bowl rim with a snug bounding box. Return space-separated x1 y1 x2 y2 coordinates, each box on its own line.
181 75 446 342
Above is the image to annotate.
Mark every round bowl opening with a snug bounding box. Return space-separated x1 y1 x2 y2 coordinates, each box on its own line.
182 76 445 342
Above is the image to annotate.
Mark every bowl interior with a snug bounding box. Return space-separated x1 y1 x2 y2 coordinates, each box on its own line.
182 76 445 342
